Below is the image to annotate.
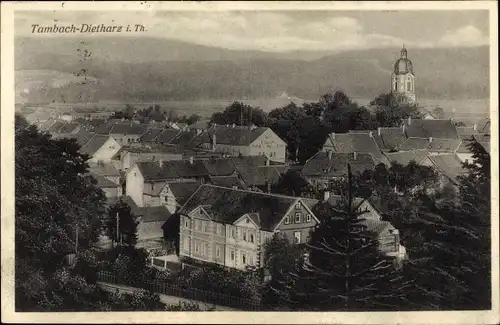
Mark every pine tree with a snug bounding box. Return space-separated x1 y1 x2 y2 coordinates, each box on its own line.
296 165 411 311
105 200 139 247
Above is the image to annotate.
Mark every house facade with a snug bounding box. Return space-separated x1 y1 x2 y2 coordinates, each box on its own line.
178 185 320 270
196 125 287 163
81 135 121 163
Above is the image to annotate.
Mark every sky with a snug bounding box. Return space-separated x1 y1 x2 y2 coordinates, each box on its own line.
15 10 490 52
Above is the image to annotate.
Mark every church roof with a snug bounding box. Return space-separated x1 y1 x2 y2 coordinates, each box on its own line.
393 46 414 75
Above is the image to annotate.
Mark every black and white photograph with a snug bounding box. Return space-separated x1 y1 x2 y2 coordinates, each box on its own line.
1 1 498 323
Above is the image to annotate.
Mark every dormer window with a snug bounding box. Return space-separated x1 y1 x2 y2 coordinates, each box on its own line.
295 213 301 223
295 202 301 209
306 214 311 222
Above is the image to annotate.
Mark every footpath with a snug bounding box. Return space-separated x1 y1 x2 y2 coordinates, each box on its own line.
97 281 240 311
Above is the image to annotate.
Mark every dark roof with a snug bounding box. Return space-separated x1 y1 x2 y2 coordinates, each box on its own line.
58 123 80 134
372 127 407 151
231 155 277 167
302 152 376 178
155 129 181 144
399 137 461 153
139 205 172 222
403 119 460 139
236 165 288 187
195 125 270 146
140 128 164 142
188 120 210 130
472 133 491 153
384 149 429 165
106 196 142 216
456 126 478 140
94 122 115 134
89 162 120 177
179 185 304 231
426 154 467 183
209 176 248 189
74 129 95 147
136 160 209 181
168 182 203 206
324 133 386 164
361 219 395 236
111 123 148 135
48 121 65 133
80 135 113 156
170 130 199 147
200 158 237 177
89 172 120 188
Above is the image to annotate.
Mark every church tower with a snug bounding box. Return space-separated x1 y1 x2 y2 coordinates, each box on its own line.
391 45 416 104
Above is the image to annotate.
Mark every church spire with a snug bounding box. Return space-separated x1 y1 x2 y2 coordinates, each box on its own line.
400 44 407 58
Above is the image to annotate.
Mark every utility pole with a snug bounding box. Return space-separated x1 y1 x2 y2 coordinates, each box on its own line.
75 225 79 255
116 211 120 248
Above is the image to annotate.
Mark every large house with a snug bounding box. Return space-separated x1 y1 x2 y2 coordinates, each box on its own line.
322 132 388 165
95 122 148 146
178 185 320 270
178 185 406 270
193 124 287 163
80 134 121 163
301 151 376 186
117 146 183 171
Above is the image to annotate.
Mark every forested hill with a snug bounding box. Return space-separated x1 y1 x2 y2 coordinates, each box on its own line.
16 36 489 103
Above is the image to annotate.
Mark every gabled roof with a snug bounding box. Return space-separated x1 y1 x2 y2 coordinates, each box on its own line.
48 121 65 133
140 128 164 142
94 122 115 135
139 205 172 223
168 181 203 206
194 125 271 146
58 123 80 134
80 135 114 156
403 118 460 139
456 126 478 140
372 127 407 151
170 130 199 147
89 162 120 177
323 133 386 164
188 119 210 130
302 152 376 178
154 129 181 144
384 149 429 165
236 165 289 187
135 160 209 181
200 158 237 177
209 176 248 190
110 123 148 135
399 137 461 153
89 172 120 188
425 154 467 183
179 184 308 231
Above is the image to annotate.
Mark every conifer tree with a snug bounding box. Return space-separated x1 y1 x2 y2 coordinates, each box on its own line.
296 165 411 310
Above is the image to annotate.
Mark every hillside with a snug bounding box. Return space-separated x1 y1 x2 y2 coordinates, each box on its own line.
15 36 489 103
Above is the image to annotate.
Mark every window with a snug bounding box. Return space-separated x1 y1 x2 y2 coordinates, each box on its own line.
284 216 290 225
294 231 301 244
216 245 221 258
243 230 247 241
306 214 311 222
230 250 235 261
202 221 208 233
231 227 236 238
195 243 200 253
295 212 301 223
184 218 189 228
202 243 207 255
242 253 247 264
295 202 301 209
216 224 222 235
195 220 200 230
250 233 255 243
183 237 189 250
249 255 254 265
407 81 411 91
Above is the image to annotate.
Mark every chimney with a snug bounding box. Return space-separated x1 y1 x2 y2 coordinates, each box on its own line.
408 116 411 126
212 134 216 151
353 151 357 160
402 124 406 135
323 191 330 202
369 131 373 138
189 156 194 165
265 157 270 166
429 137 433 143
473 124 477 131
232 123 236 128
378 127 381 136
159 159 163 168
328 150 333 160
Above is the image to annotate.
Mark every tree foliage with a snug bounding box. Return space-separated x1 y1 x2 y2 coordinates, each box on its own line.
211 101 267 126
105 200 139 247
